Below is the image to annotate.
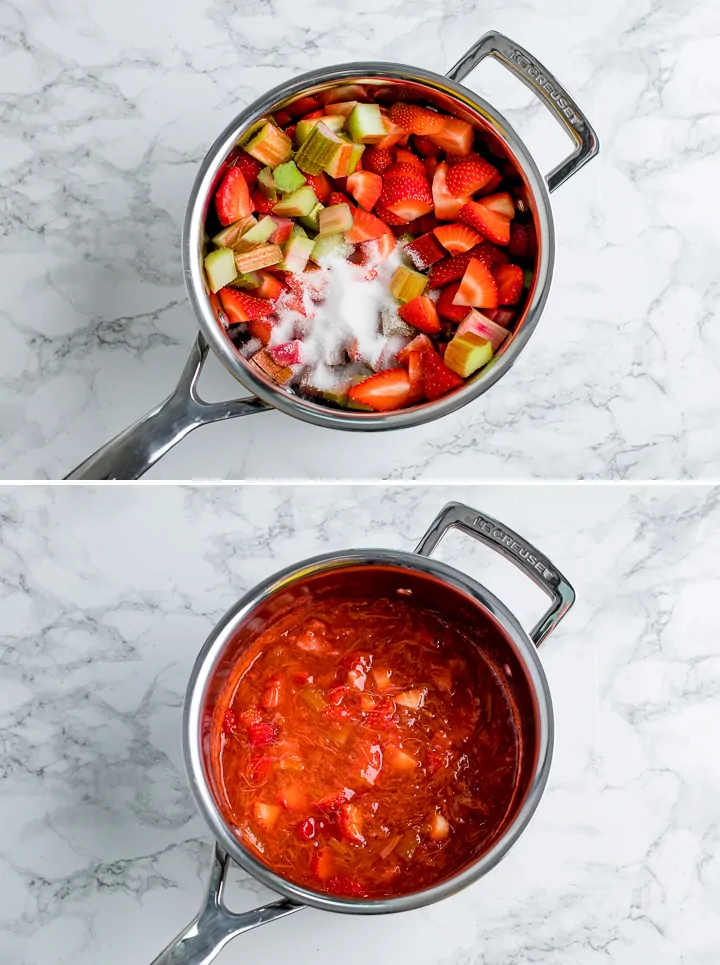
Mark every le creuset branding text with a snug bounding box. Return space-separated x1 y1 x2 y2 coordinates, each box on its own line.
473 516 555 582
511 49 582 129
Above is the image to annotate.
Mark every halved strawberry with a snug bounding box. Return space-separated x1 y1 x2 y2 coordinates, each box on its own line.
317 788 355 811
477 171 503 195
347 170 383 210
363 223 396 261
376 109 409 150
398 295 441 334
215 166 252 225
311 850 334 882
472 240 510 269
410 214 443 235
428 248 481 288
269 340 304 366
285 124 297 143
482 191 515 218
247 317 275 345
379 175 433 220
397 333 435 364
433 223 482 254
234 152 263 188
395 148 425 172
493 263 524 305
328 190 351 206
413 135 442 157
453 259 499 309
389 103 444 135
459 200 511 245
252 188 275 215
445 156 498 196
423 156 438 181
508 220 536 259
327 876 367 898
304 171 332 204
374 202 409 226
247 721 279 746
345 208 386 242
432 162 468 220
436 282 468 323
382 161 429 183
428 117 473 155
272 108 292 127
219 287 273 323
348 368 412 411
254 270 286 301
338 803 365 844
286 95 322 119
423 350 464 399
407 351 425 403
404 231 445 269
363 147 395 174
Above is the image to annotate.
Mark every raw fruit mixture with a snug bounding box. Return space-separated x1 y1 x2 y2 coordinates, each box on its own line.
204 85 536 412
209 593 521 899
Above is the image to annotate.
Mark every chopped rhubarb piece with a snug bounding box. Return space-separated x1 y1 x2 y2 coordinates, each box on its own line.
295 121 346 176
423 349 464 400
215 166 252 226
404 232 445 270
233 244 283 273
204 248 237 293
493 263 524 305
390 265 427 303
434 224 482 254
443 331 493 378
484 307 516 327
268 217 293 246
385 745 419 772
346 103 387 144
253 802 280 830
395 688 428 709
244 122 293 168
398 296 441 335
454 259 499 309
261 677 283 709
318 202 353 235
457 308 510 351
269 340 304 366
428 812 450 842
348 369 412 412
428 116 474 155
324 99 360 117
250 348 293 384
338 803 365 844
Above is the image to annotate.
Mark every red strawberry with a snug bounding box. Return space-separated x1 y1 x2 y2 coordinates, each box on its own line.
304 171 332 204
254 270 286 301
269 340 304 365
410 214 442 235
508 220 536 258
345 208 386 242
482 191 515 218
423 350 464 400
337 803 365 844
382 161 429 182
215 166 251 225
395 148 425 172
473 240 510 269
413 135 442 157
222 710 238 734
389 103 444 135
328 190 352 206
297 817 316 841
317 788 355 811
218 288 273 322
477 171 503 195
404 231 445 270
459 200 511 245
454 259 499 309
252 188 275 215
433 223 482 254
397 333 435 364
364 147 395 174
286 95 322 118
234 152 263 188
436 282 469 323
364 223 396 261
301 108 324 120
327 876 367 898
423 156 438 181
493 263 524 305
347 171 383 210
375 109 409 150
407 350 425 403
272 108 292 127
428 117 473 155
445 156 498 196
247 317 275 345
428 248 480 288
348 369 412 411
432 162 468 220
285 124 297 142
484 307 516 327
398 295 441 334
374 202 409 226
239 707 263 728
379 176 433 220
247 721 279 746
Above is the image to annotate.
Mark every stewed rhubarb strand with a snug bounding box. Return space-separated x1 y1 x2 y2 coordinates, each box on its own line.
210 594 520 898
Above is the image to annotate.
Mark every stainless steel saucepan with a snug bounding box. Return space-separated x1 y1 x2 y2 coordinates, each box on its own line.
68 31 598 479
149 502 576 964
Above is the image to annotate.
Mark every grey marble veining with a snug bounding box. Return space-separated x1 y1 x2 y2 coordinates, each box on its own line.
1 484 720 963
1 0 718 479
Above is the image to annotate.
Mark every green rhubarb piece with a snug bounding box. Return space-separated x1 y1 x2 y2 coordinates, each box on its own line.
346 103 387 144
228 271 261 289
244 122 292 168
211 217 257 249
257 167 277 202
240 215 277 244
347 142 365 175
390 266 427 303
279 234 315 273
272 185 318 217
318 203 353 236
204 247 237 292
290 223 307 239
310 232 352 265
444 332 493 378
273 160 307 194
238 118 268 147
298 201 324 232
295 122 344 176
233 243 283 273
295 114 346 147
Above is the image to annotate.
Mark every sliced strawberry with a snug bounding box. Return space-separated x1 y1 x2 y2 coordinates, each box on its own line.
508 220 536 259
326 876 367 898
413 134 442 157
268 217 293 245
436 282 468 323
375 110 409 150
493 263 524 305
247 317 275 345
423 156 438 181
346 171 383 210
304 171 332 204
348 368 412 411
453 258 499 309
410 214 443 235
397 333 435 364
484 307 516 327
247 721 279 746
432 162 468 220
363 223 396 261
428 248 480 288
363 147 395 174
473 240 510 269
433 223 482 254
428 116 474 155
285 124 297 143
253 802 280 830
311 850 334 883
395 148 425 172
407 351 425 403
297 817 316 840
317 788 355 811
254 270 286 301
345 208 387 242
269 340 304 366
272 108 292 127
286 95 322 118
215 166 252 225
261 677 282 709
374 202 409 226
423 350 464 400
251 188 275 215
482 191 515 218
445 156 498 196
383 161 429 182
338 803 365 844
301 108 324 120
389 103 444 135
404 231 445 270
328 190 352 206
459 200 511 246
234 152 263 188
277 784 308 811
398 295 441 334
219 287 273 322
477 171 503 195
379 175 433 220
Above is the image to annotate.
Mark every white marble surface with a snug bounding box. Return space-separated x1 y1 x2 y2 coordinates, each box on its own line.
2 0 719 479
2 483 720 963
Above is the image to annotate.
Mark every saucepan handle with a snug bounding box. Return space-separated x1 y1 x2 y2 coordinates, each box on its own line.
65 333 272 480
414 502 575 646
149 845 304 965
446 31 599 192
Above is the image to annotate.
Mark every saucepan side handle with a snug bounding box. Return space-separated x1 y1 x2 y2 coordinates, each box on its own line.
65 333 272 480
446 31 599 192
149 845 304 965
415 502 575 646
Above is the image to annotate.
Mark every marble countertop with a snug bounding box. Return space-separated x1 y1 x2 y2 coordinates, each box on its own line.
2 0 718 480
2 484 720 963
